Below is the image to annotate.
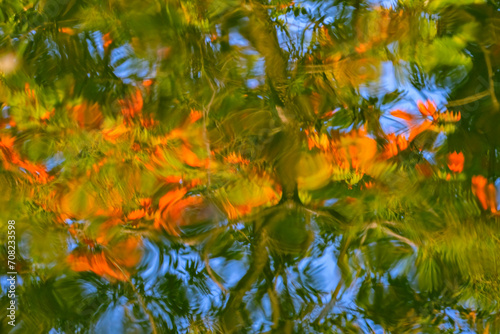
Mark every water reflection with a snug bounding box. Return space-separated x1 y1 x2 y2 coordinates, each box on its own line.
1 0 500 333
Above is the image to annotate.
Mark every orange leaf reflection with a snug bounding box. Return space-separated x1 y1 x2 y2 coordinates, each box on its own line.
471 175 497 213
447 152 464 173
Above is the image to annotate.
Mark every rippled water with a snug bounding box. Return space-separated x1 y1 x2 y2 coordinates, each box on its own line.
1 0 500 333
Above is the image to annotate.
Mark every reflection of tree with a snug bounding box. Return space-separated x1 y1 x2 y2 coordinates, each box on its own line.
1 0 500 333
